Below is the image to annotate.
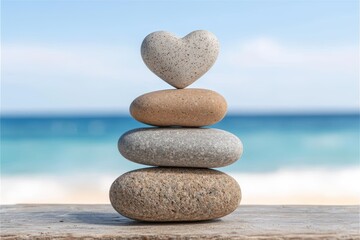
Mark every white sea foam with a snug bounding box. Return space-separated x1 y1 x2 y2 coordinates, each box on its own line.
228 167 360 205
1 167 360 205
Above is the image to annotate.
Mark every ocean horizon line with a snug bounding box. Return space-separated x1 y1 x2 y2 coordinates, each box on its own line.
1 111 359 119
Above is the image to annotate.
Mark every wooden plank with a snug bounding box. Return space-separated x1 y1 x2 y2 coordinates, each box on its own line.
1 205 359 239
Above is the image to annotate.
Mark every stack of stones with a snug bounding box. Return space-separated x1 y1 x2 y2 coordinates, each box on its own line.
110 30 243 222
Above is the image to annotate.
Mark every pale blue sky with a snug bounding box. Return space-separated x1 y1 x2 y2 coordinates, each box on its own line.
1 0 359 114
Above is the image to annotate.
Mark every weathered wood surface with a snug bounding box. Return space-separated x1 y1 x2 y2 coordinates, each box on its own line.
1 205 359 239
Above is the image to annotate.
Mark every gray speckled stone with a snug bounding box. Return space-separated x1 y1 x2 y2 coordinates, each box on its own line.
109 167 241 222
118 128 243 168
141 30 220 89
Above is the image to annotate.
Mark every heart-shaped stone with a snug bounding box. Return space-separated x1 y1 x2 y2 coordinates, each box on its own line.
141 30 220 89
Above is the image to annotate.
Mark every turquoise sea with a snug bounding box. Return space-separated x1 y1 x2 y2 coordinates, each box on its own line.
1 114 359 204
1 114 359 175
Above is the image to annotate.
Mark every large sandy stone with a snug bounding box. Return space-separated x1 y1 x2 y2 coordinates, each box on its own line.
141 30 220 89
130 88 227 127
109 168 241 222
118 128 243 168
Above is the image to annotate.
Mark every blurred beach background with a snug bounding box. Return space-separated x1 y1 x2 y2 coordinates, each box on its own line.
1 0 359 205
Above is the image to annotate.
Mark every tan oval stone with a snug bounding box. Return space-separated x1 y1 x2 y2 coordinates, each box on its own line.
130 88 227 127
109 168 241 222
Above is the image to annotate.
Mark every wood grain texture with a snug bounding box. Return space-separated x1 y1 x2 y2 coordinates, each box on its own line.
1 205 359 239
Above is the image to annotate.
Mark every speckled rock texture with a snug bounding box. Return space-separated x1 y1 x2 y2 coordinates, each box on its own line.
109 167 241 222
130 88 227 127
118 128 243 168
141 30 220 89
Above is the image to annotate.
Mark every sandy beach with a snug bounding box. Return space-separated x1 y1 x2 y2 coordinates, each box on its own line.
2 167 359 205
